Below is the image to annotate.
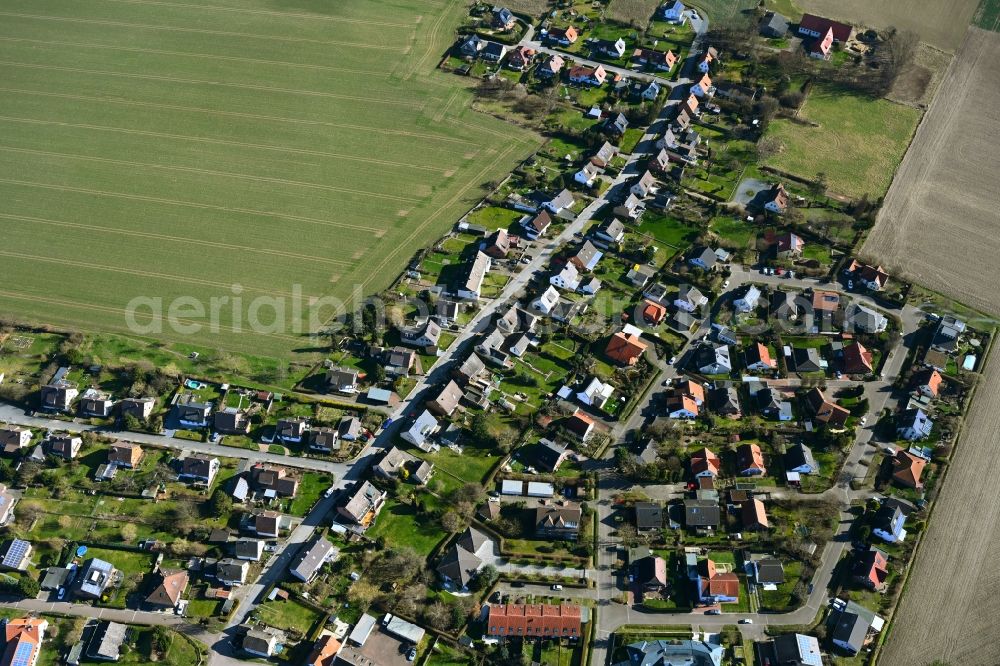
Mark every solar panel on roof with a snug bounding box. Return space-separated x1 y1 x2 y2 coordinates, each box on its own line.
3 540 29 567
12 640 35 666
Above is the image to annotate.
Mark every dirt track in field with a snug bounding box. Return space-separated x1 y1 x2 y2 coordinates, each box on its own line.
862 28 1000 317
870 27 1000 666
797 0 979 51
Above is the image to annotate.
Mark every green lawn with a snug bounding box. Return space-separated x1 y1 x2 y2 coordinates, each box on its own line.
709 217 755 249
80 546 156 576
284 472 334 516
421 443 501 485
466 206 525 229
619 128 645 155
254 596 324 634
764 87 922 198
367 499 449 557
636 213 699 248
0 0 540 358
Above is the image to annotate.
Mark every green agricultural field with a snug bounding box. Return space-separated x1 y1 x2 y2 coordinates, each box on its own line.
0 0 540 359
764 87 921 199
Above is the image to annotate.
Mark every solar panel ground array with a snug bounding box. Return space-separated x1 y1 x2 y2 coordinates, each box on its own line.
0 0 540 358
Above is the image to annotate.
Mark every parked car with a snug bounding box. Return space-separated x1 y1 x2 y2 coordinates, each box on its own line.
406 648 417 662
739 618 753 624
551 584 563 591
705 609 721 615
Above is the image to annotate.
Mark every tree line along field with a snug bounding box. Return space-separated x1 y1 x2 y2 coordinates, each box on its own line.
0 0 540 358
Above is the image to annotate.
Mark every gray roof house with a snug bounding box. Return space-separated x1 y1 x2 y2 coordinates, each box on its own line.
290 536 338 582
759 11 789 37
613 640 724 666
73 558 118 600
86 621 128 662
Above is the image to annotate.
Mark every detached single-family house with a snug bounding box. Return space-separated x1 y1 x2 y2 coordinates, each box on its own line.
73 558 118 600
797 13 854 43
691 74 713 98
897 408 933 441
687 246 718 271
47 434 81 461
401 319 442 349
630 171 657 199
533 286 560 315
568 64 607 86
507 45 535 71
178 455 220 487
459 34 486 58
308 428 339 454
40 380 78 413
337 481 387 528
872 504 906 543
593 37 626 59
734 285 761 313
594 218 625 244
577 377 614 410
574 162 600 187
453 251 492 300
775 232 804 258
546 25 578 46
736 443 766 476
633 554 667 591
550 263 580 291
214 407 250 435
662 0 685 21
243 628 285 658
326 366 359 394
741 499 769 530
605 112 629 136
853 547 889 592
590 141 618 168
543 189 575 215
763 183 789 214
675 284 708 313
491 6 516 30
892 450 927 489
744 342 777 371
537 53 565 77
846 304 888 333
845 260 889 291
694 344 731 375
0 427 32 455
805 388 850 427
633 47 676 71
912 369 943 398
565 410 595 442
175 395 211 427
145 569 188 610
614 193 645 220
274 417 308 445
108 443 142 469
685 500 720 531
402 409 440 452
535 503 582 540
535 438 569 473
290 536 337 582
570 241 603 272
426 380 464 417
215 558 249 586
481 41 508 62
697 558 739 604
759 11 789 37
119 397 154 422
690 448 720 478
78 388 113 418
842 341 874 375
785 443 818 474
521 210 552 239
605 331 648 366
0 539 32 571
437 529 488 590
696 46 717 73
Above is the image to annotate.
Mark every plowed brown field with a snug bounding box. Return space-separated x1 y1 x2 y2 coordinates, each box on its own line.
863 28 1000 317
